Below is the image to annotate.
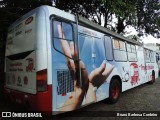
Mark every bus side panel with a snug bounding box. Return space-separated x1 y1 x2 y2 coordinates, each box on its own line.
51 19 158 113
51 21 76 111
143 49 157 82
137 46 146 84
153 52 159 79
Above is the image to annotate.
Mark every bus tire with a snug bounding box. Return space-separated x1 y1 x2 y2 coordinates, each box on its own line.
108 79 121 104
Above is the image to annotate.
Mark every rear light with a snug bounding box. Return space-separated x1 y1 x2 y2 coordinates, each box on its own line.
36 69 47 92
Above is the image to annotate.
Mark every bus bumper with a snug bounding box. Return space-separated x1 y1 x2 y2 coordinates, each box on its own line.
3 85 52 116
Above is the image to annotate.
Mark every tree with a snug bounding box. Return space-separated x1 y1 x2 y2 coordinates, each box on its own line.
137 0 160 38
54 0 136 33
54 0 160 37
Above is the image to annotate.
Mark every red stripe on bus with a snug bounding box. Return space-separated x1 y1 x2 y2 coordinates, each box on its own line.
3 85 52 116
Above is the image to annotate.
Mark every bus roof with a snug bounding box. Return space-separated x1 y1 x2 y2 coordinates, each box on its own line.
78 16 142 46
8 5 143 46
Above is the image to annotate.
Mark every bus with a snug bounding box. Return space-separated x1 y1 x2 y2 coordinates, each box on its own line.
156 52 160 76
4 5 159 115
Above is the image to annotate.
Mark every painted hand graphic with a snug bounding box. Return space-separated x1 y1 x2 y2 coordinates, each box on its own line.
89 60 114 88
58 25 89 110
57 24 114 110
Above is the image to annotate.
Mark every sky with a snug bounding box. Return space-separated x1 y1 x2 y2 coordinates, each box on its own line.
124 26 160 44
100 13 160 44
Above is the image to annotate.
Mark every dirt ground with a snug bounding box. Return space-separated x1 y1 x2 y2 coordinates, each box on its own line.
0 78 160 120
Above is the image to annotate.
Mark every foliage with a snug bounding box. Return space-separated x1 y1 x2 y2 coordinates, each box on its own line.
0 0 52 71
54 0 136 33
137 0 160 38
54 0 160 37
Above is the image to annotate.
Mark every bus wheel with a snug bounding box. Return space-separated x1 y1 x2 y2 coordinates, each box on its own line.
108 79 121 104
149 73 155 84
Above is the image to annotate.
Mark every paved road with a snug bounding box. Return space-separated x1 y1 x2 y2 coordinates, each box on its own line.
0 78 160 120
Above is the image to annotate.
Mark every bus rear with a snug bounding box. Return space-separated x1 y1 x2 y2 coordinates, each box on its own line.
4 7 52 115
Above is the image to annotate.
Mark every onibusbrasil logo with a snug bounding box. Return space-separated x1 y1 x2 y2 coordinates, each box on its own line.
1 112 42 118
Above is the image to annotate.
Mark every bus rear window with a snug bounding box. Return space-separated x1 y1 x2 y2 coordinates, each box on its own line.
6 14 36 56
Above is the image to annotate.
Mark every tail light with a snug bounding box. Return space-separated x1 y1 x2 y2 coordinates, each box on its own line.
36 69 47 92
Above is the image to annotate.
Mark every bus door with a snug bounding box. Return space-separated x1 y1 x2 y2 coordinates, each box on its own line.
137 46 146 83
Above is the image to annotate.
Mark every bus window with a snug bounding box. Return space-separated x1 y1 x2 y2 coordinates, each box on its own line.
119 40 126 51
156 53 160 63
113 39 127 61
104 36 113 60
113 39 119 49
144 49 150 63
53 20 73 58
131 45 136 53
126 43 131 52
127 43 137 62
150 51 155 63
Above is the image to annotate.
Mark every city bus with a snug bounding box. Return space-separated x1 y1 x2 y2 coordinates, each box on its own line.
4 5 159 115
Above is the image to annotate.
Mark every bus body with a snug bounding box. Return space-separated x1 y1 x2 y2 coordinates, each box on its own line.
4 5 158 115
